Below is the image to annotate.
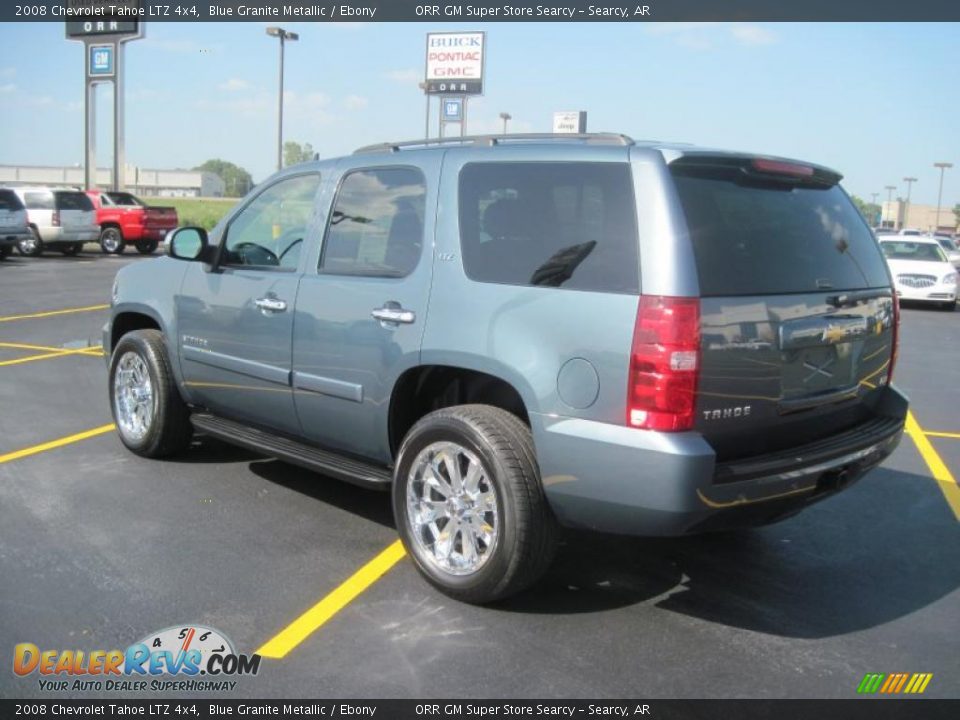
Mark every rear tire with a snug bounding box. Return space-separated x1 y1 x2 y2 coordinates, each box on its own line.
393 404 559 604
100 226 125 255
135 240 158 255
109 329 193 458
18 227 43 257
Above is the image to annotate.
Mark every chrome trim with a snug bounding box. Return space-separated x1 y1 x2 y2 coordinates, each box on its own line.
292 371 363 403
371 307 416 324
181 345 290 386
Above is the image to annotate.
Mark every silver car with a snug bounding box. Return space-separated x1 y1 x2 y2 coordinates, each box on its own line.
13 187 99 257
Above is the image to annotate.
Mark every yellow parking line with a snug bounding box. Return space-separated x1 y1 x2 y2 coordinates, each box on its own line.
0 424 115 465
905 411 960 522
256 539 407 659
0 345 104 367
0 304 109 323
925 431 960 440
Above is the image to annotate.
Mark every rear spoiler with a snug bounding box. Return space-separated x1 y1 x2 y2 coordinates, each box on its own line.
669 153 842 188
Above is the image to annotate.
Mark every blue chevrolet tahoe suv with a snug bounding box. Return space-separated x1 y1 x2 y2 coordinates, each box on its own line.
104 134 908 603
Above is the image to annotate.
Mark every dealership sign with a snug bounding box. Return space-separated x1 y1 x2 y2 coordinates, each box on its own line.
425 31 485 95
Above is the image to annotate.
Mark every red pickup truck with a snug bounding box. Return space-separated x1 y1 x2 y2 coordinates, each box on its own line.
86 191 178 255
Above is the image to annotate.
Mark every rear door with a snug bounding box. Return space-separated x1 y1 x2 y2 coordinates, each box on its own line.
0 190 26 232
55 191 96 234
668 155 896 461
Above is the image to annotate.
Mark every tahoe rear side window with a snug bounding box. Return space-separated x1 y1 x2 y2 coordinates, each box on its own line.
670 160 890 296
458 162 639 293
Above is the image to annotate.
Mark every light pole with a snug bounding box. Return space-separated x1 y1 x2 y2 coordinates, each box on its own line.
934 162 953 233
499 112 511 135
870 192 879 226
884 185 897 229
266 27 299 172
902 176 917 229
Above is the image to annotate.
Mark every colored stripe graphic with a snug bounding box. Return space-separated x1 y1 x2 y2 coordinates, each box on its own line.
858 672 932 694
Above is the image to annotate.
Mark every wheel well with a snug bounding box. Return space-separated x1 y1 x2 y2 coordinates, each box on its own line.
389 365 529 456
101 222 121 231
111 312 160 351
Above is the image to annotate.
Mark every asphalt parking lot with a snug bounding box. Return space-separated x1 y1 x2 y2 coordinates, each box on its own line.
1 250 959 700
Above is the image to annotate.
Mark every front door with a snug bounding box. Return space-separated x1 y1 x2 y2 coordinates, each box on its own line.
292 161 437 463
177 172 322 436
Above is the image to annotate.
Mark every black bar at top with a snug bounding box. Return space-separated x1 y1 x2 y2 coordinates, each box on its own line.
7 0 960 22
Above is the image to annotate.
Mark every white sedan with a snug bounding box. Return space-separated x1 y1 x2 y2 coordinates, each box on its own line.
880 238 957 310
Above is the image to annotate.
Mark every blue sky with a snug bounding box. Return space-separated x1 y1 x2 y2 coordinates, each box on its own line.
0 21 957 205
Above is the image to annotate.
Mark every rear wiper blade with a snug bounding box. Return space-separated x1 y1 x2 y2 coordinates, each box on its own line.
826 289 892 308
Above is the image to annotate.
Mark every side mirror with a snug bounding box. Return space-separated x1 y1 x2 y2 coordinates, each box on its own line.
168 227 210 262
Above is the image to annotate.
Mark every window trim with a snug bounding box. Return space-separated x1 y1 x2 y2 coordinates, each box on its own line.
218 170 322 273
456 160 641 295
317 164 428 279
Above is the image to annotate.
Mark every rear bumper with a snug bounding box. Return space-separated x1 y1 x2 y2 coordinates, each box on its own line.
533 385 908 536
0 230 30 247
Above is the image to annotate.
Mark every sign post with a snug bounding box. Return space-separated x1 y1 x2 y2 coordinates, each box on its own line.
66 3 144 191
425 31 485 137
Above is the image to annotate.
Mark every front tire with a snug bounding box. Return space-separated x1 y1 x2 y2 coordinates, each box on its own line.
393 404 559 604
135 240 158 255
18 227 43 257
109 329 193 458
100 226 125 254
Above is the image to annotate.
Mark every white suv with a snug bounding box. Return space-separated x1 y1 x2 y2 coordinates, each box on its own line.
12 187 99 257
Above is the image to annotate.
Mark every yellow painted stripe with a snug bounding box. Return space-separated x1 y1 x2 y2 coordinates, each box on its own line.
905 411 960 522
256 539 407 659
925 431 960 440
0 304 109 323
917 673 933 693
0 424 115 465
903 674 919 693
0 346 104 367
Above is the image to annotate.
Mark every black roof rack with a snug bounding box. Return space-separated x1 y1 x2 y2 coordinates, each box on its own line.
353 133 635 155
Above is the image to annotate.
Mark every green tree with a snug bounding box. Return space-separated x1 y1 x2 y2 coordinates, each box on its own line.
283 141 315 167
850 195 881 226
953 203 960 229
193 159 253 198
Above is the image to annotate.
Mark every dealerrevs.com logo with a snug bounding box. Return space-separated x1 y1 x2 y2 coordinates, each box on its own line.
13 624 261 692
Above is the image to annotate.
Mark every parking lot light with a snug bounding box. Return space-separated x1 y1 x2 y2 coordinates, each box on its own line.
499 112 512 135
934 162 953 233
884 185 897 229
266 27 299 172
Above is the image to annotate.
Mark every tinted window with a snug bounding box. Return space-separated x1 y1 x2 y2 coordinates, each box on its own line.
320 168 426 277
105 192 143 206
671 166 890 296
0 190 24 211
458 162 639 293
223 173 321 270
55 192 94 211
23 192 54 210
881 241 948 263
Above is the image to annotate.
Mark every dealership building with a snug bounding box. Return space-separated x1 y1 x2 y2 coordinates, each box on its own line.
881 200 957 233
0 164 226 198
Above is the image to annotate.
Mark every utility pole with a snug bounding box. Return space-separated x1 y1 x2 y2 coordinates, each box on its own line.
499 112 511 135
933 162 953 233
902 176 918 230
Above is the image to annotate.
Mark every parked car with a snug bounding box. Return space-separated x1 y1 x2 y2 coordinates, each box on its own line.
932 235 960 270
12 187 99 256
0 188 31 260
880 237 958 310
86 190 178 255
103 135 908 603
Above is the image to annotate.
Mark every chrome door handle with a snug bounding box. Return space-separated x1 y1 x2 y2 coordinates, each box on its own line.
371 306 415 324
254 297 287 313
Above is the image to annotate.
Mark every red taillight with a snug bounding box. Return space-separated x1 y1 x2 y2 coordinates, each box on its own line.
51 211 60 227
627 295 701 432
888 293 900 383
751 158 815 178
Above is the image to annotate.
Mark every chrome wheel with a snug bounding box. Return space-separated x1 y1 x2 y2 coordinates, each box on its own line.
406 441 499 576
113 351 155 442
101 228 122 253
19 229 41 256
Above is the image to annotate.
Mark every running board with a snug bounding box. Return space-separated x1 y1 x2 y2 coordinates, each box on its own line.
189 413 392 490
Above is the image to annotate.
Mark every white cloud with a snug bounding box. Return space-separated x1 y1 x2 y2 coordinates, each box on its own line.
730 24 778 46
343 95 368 111
219 78 250 92
0 83 16 94
385 69 422 86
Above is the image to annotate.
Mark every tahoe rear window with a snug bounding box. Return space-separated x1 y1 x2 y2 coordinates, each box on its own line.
458 162 639 293
670 161 890 296
55 192 94 211
0 189 24 211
